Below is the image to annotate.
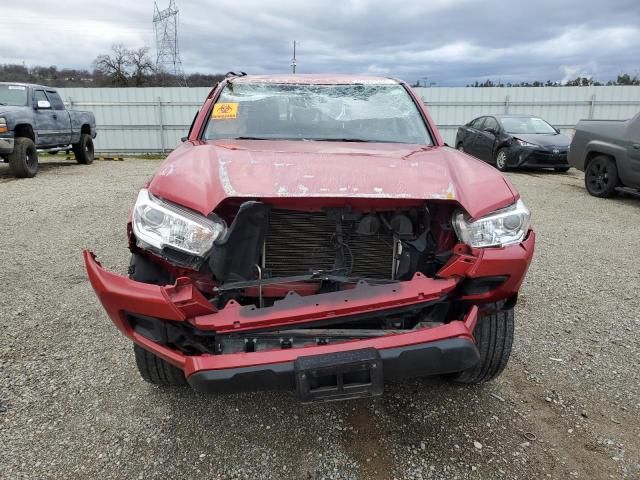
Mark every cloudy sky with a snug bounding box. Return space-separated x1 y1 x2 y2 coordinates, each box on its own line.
1 0 639 85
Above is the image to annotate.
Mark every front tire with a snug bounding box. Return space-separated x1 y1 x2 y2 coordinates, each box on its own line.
585 155 619 198
495 148 509 172
450 306 514 384
9 137 39 178
72 133 94 165
134 344 187 386
129 254 185 386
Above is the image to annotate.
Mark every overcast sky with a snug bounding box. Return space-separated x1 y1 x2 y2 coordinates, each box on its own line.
1 0 639 85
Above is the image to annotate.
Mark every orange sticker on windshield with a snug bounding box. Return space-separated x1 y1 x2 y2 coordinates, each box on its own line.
212 102 238 119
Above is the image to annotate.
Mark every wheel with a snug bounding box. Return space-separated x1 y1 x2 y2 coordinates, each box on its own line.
450 306 514 384
585 155 620 198
72 133 94 165
554 167 570 173
457 143 464 152
133 344 187 386
129 254 185 386
9 137 39 178
495 148 509 172
128 253 174 285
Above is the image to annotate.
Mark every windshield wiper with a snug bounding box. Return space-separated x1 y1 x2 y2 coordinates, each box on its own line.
307 138 372 142
230 136 271 140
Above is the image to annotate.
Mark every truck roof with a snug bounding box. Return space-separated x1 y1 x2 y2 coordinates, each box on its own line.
0 82 56 90
229 74 401 85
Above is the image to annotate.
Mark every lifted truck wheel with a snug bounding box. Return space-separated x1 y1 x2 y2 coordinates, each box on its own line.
450 306 514 384
9 137 39 178
72 133 94 165
133 344 187 386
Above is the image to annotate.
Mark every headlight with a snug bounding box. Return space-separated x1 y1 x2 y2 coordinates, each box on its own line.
132 189 226 261
516 139 538 147
453 199 530 248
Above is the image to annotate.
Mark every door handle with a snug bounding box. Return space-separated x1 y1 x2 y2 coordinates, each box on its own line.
52 114 57 119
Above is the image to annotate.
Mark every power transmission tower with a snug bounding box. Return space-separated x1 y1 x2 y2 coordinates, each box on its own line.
290 40 297 74
153 0 187 86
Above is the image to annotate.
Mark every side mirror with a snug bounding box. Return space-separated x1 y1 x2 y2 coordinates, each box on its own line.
180 136 188 142
485 127 497 135
36 100 51 110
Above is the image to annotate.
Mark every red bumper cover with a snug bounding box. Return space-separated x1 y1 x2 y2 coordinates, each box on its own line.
83 232 534 384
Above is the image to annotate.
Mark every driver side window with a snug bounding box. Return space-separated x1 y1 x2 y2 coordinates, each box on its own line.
483 117 498 131
33 90 48 104
470 117 485 129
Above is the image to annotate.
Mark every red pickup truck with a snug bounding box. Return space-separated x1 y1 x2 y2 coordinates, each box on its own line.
85 74 534 402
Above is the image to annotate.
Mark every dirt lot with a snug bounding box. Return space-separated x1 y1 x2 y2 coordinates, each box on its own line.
1 157 638 479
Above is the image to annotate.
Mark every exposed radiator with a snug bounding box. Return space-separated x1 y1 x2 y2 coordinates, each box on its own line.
264 209 395 279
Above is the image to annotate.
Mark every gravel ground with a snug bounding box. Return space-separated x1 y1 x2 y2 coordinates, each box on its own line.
1 157 639 479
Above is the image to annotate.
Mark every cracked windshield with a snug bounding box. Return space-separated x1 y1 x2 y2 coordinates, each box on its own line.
204 83 432 144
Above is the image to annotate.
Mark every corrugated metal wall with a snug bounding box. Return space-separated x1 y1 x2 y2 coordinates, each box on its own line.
58 86 640 152
418 86 640 144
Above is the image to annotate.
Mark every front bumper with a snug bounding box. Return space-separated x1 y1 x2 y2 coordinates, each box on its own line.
188 336 480 394
509 146 569 169
83 232 534 394
0 135 14 154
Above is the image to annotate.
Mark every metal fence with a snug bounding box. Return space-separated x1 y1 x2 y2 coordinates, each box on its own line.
58 85 640 153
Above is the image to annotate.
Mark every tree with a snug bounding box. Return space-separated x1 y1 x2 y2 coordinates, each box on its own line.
127 47 155 87
616 73 640 85
93 44 130 87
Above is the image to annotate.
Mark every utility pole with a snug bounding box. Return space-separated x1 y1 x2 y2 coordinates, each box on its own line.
290 40 297 74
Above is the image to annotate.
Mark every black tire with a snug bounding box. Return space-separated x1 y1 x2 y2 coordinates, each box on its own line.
554 167 570 173
128 253 174 285
585 155 620 198
129 254 185 386
133 344 187 386
495 148 509 172
72 133 94 165
450 306 514 384
9 137 38 178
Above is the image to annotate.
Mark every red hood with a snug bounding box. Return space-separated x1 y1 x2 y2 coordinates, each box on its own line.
148 140 518 219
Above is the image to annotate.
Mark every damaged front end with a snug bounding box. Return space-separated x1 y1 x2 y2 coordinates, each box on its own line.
85 194 534 401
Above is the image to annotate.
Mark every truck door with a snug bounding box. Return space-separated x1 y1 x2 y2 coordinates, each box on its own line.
33 89 58 146
625 113 640 187
45 90 72 146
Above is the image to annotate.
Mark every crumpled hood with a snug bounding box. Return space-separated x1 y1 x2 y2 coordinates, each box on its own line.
148 140 517 219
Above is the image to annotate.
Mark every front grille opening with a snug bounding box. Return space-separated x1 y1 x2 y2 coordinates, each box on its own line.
264 209 395 279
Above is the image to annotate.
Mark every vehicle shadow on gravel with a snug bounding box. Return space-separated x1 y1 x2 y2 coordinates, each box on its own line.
0 160 77 180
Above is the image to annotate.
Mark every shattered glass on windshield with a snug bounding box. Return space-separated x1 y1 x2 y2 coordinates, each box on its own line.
204 83 432 145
